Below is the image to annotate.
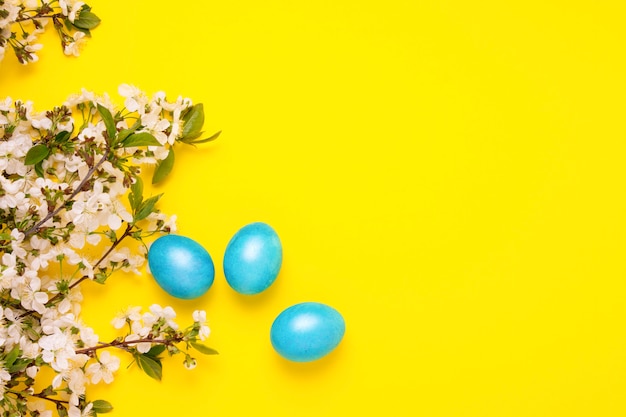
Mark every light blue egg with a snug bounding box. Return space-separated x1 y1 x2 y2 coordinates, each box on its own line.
223 222 282 295
148 235 214 299
270 302 346 362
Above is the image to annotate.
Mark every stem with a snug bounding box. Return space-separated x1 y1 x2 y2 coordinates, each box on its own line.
23 150 110 238
31 392 69 406
69 223 134 290
7 389 69 406
75 336 183 355
43 223 134 308
15 13 63 23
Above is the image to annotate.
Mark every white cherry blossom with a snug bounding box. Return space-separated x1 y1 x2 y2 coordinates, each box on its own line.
86 350 120 384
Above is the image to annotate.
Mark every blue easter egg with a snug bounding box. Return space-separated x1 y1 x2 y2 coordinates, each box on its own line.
148 235 214 299
223 222 282 295
270 302 346 362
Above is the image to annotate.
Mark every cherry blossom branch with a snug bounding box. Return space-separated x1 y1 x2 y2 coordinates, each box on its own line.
68 222 135 291
75 336 184 356
15 13 63 23
23 149 110 238
40 222 135 310
7 389 68 406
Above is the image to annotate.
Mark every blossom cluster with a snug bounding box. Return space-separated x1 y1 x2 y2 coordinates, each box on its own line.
0 85 219 416
0 0 100 64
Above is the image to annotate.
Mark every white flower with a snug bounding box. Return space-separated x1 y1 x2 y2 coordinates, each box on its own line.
38 328 77 372
140 109 170 145
118 84 146 113
23 42 43 63
0 365 11 396
149 304 179 330
124 333 152 353
86 350 120 384
68 2 85 23
11 273 49 314
111 306 142 329
26 366 39 379
51 354 89 398
193 310 211 341
107 199 133 231
59 0 85 22
69 223 102 249
64 31 87 56
65 88 96 107
26 400 53 417
20 336 42 360
4 307 25 347
0 2 19 28
79 326 99 347
68 403 93 417
31 114 53 130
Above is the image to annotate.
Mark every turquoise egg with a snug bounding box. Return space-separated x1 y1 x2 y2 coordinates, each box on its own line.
147 235 214 299
223 222 282 295
270 302 346 362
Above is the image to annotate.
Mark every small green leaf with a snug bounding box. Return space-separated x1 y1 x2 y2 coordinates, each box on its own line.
182 103 205 139
152 148 175 184
8 358 30 373
128 177 143 211
121 132 162 148
34 161 45 178
188 130 221 145
24 144 49 165
4 346 21 367
190 341 219 355
57 403 69 417
93 271 108 284
136 353 162 381
97 104 117 140
73 10 101 30
115 120 142 145
146 344 166 358
134 193 163 222
92 399 114 414
53 130 71 144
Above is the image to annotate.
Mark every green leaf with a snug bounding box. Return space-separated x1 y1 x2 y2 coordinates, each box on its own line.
146 344 166 358
152 148 175 184
97 104 117 140
4 346 21 367
92 400 114 414
8 358 30 373
73 11 101 30
128 177 143 211
190 341 219 355
57 403 69 417
115 120 142 145
136 353 162 381
34 161 45 178
134 193 163 222
24 144 49 165
53 130 71 144
182 103 205 139
121 132 162 148
93 271 108 284
188 130 221 145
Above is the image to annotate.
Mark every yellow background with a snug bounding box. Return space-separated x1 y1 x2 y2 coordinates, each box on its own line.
2 1 626 415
